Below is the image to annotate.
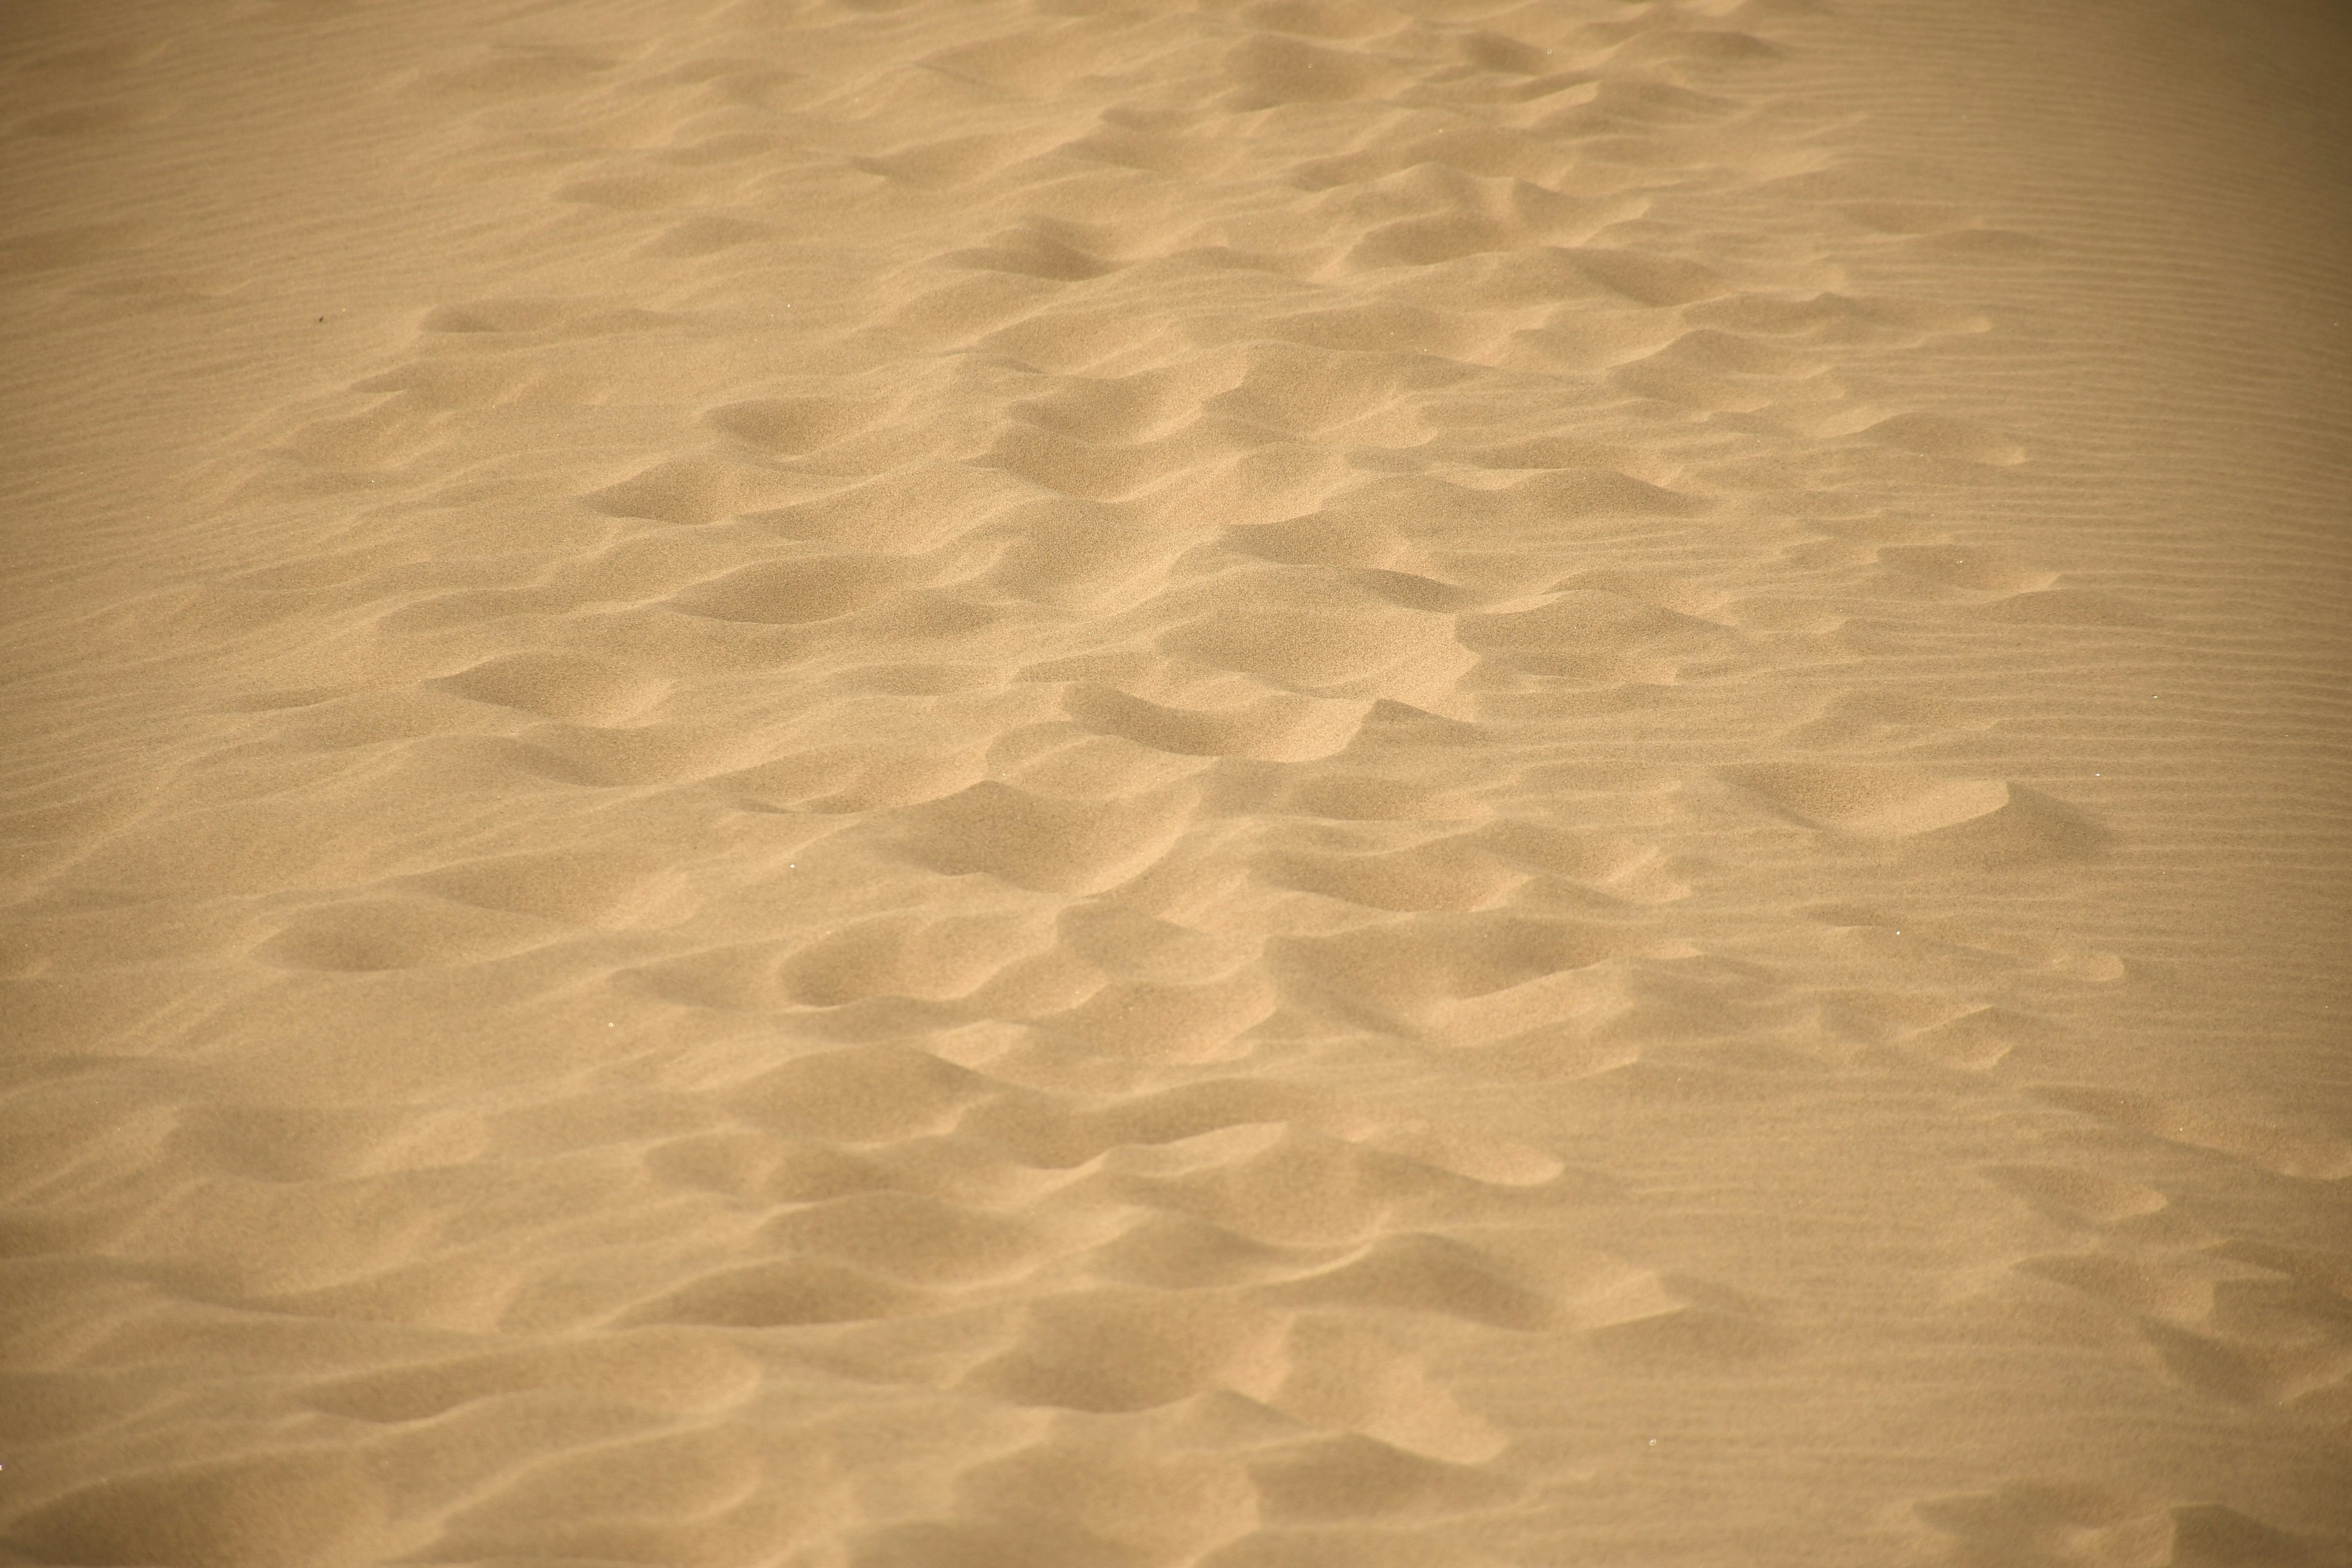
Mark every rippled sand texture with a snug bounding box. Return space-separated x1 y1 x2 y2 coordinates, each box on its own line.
4 0 2350 1563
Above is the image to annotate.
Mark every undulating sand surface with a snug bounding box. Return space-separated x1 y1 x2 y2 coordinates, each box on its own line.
4 1 2349 1563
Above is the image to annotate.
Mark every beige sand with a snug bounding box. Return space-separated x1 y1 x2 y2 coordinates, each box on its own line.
3 0 2348 1562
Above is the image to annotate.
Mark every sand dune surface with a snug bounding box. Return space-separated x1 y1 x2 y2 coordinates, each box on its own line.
2 0 2348 1564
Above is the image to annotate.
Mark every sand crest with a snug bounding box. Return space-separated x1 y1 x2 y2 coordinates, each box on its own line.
2 0 2348 1563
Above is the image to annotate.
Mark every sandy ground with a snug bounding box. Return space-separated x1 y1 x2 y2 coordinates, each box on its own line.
2 1 2349 1564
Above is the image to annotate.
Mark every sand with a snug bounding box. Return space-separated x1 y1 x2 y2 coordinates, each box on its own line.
2 0 2348 1563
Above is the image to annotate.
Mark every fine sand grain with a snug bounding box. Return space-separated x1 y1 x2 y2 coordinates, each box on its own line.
3 1 2348 1564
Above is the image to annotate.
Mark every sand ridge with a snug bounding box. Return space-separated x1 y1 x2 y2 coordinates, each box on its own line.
2 0 2348 1564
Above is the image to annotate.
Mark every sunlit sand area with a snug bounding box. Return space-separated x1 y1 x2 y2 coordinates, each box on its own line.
2 0 2348 1562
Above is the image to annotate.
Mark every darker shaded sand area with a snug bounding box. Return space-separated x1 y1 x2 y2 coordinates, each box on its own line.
2 1 2348 1564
